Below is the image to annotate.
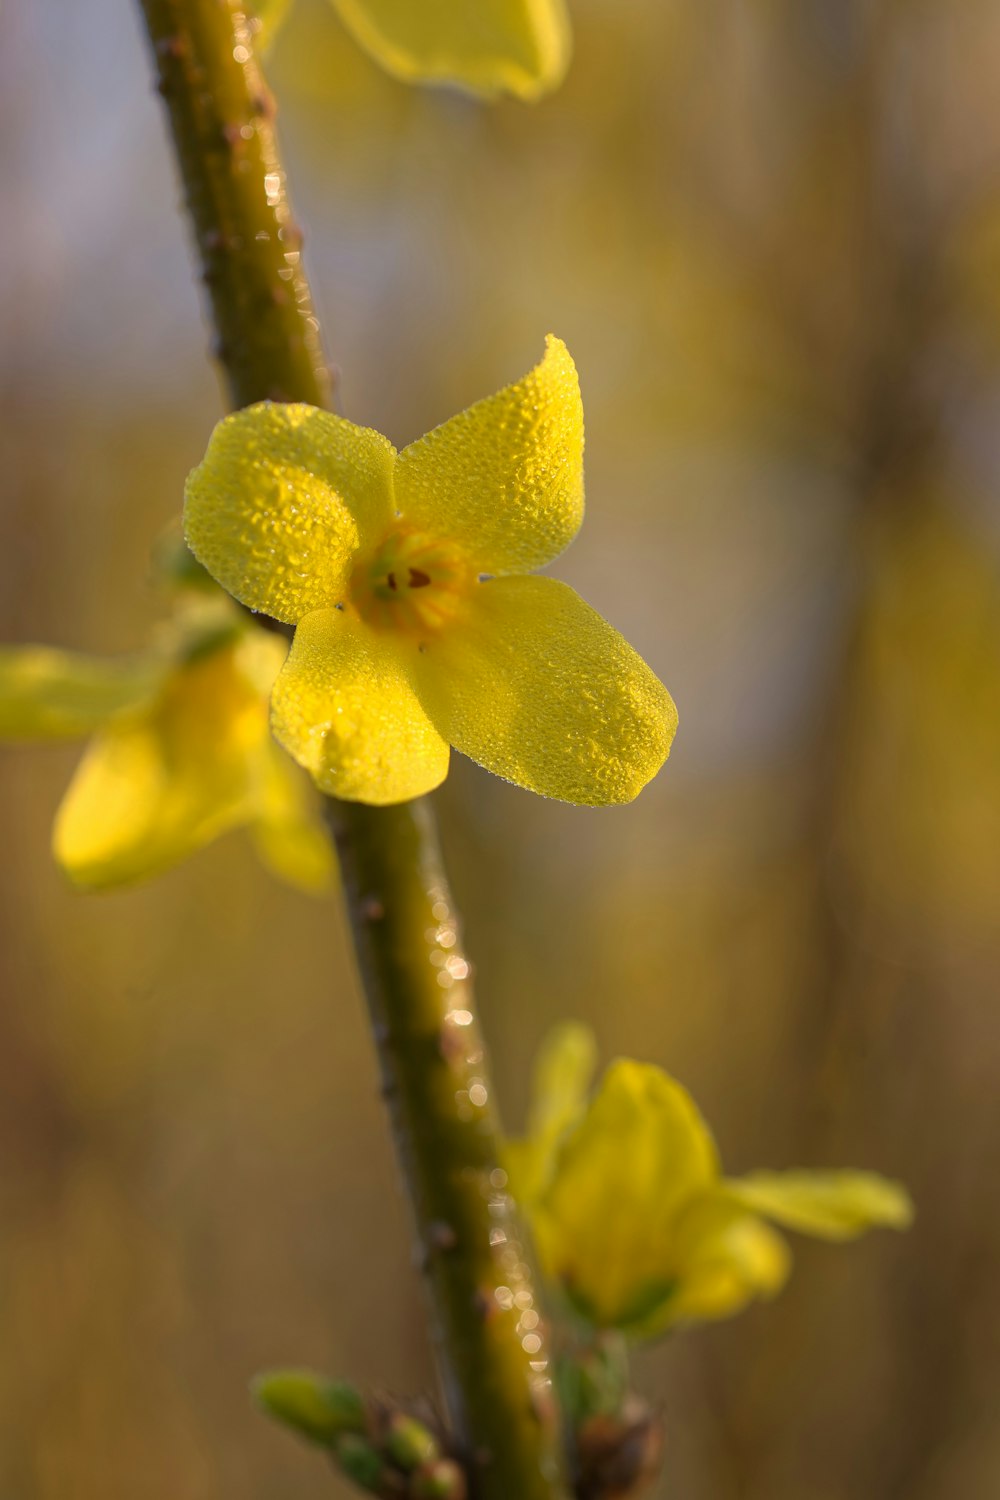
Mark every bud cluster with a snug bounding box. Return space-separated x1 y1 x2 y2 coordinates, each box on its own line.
254 1370 468 1500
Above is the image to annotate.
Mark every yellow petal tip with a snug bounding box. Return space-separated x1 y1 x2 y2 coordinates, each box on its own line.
330 0 572 101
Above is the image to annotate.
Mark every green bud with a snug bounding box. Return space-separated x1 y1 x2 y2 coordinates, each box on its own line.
385 1413 440 1471
558 1335 630 1425
336 1431 388 1492
178 620 245 667
410 1458 468 1500
253 1369 367 1446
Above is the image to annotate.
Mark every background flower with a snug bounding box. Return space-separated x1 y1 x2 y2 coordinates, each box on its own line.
256 0 571 100
0 599 333 891
510 1025 912 1335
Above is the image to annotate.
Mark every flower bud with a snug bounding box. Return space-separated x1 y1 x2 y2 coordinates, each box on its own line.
410 1457 468 1500
253 1370 366 1445
385 1413 441 1471
336 1431 389 1493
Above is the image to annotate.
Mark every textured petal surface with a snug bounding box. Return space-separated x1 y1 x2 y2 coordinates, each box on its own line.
250 743 338 893
331 0 571 100
532 1059 719 1328
721 1170 915 1241
54 643 267 889
185 402 395 623
395 336 584 575
416 577 677 805
0 646 161 739
272 608 449 804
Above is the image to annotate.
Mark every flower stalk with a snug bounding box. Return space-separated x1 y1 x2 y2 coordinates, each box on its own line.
140 0 330 411
137 2 568 1496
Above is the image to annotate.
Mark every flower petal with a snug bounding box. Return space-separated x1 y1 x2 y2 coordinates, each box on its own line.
0 646 161 739
506 1023 598 1205
185 402 396 623
655 1196 791 1332
250 743 338 893
720 1170 915 1242
531 1059 719 1329
254 0 294 51
395 336 584 575
417 576 676 805
271 608 450 804
54 644 266 889
331 0 571 100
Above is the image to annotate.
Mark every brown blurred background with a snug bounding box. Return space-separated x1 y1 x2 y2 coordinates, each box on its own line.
2 1 999 1496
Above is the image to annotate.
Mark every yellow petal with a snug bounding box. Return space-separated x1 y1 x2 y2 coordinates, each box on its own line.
228 620 291 696
0 646 160 739
184 402 395 624
331 0 571 100
395 337 584 575
250 742 338 893
721 1170 915 1242
507 1023 598 1204
253 0 294 51
532 1059 719 1328
416 576 677 806
215 625 336 890
54 643 267 890
271 608 449 804
658 1196 791 1331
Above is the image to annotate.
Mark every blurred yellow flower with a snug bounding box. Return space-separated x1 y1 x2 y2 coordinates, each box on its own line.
185 337 677 808
257 0 571 101
0 601 333 893
509 1025 914 1337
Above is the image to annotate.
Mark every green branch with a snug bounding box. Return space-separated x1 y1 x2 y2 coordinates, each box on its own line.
137 4 568 1496
140 0 330 410
326 799 566 1498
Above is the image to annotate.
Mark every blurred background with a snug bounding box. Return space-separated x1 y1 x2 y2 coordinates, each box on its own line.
2 1 999 1496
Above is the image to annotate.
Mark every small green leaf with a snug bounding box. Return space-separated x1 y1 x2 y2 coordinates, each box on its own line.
556 1334 630 1424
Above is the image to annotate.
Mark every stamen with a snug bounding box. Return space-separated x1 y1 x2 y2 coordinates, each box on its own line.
350 527 470 636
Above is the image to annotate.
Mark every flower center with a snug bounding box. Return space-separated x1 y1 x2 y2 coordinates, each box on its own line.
348 528 471 637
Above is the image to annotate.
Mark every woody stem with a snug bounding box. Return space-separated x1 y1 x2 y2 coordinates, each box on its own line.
136 3 568 1497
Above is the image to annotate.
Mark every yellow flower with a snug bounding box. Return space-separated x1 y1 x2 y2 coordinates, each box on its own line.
509 1026 914 1337
0 601 334 893
257 0 571 101
184 337 677 808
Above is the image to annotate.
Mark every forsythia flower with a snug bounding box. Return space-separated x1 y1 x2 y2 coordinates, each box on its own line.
184 337 677 808
508 1026 913 1336
257 0 571 101
0 599 333 892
